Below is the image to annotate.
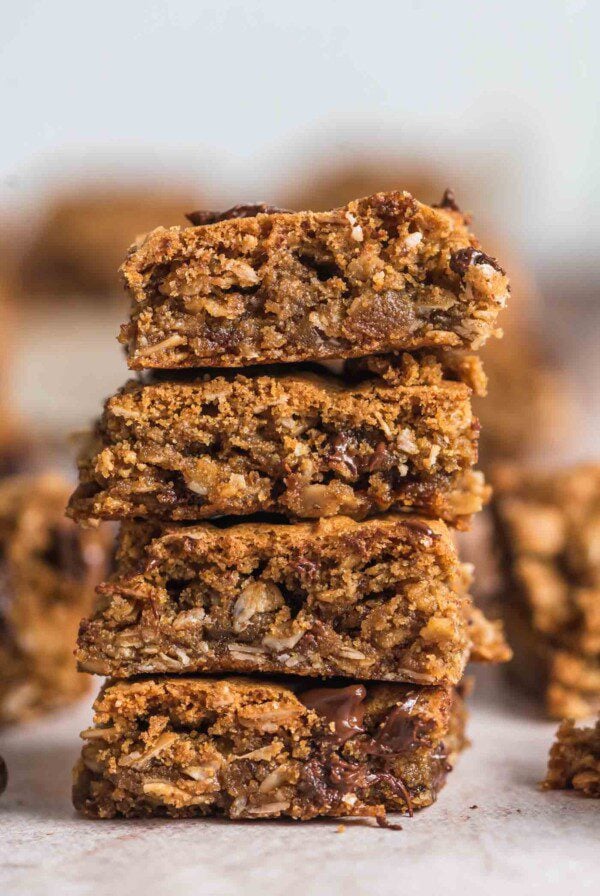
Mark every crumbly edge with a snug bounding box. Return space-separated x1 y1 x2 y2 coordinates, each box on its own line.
68 367 482 526
77 515 509 684
73 676 466 821
543 717 600 797
119 192 508 368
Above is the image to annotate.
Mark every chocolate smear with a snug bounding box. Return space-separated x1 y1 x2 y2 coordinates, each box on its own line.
300 683 366 743
186 204 292 226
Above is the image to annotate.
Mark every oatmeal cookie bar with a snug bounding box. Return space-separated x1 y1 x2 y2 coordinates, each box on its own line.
492 464 600 718
68 352 487 528
77 515 509 683
73 676 467 822
543 715 600 798
0 474 111 725
120 192 509 369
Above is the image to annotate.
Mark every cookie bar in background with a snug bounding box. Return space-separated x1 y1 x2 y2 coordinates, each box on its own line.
543 715 600 797
120 192 509 369
0 474 112 725
73 676 467 823
68 351 487 528
475 329 570 467
492 463 600 718
76 514 509 683
20 189 194 299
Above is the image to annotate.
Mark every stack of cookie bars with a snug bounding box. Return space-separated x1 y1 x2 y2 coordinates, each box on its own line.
69 191 511 825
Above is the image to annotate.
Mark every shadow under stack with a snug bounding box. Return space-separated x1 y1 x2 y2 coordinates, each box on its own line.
68 191 511 826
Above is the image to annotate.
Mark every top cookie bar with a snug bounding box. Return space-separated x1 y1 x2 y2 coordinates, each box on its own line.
120 193 509 369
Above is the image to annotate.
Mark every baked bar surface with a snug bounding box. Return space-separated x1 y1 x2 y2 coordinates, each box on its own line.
492 464 600 718
0 474 111 725
120 192 509 369
68 352 487 528
543 715 600 798
77 514 509 684
73 676 467 822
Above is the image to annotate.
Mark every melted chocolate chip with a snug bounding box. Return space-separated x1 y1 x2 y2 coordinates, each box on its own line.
298 756 411 824
328 433 359 477
300 684 367 743
297 759 330 807
369 697 434 756
186 204 292 226
434 188 461 213
450 247 504 276
367 441 393 473
327 755 372 793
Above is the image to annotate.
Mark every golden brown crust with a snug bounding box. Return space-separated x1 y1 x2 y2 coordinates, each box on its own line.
73 675 467 821
120 192 509 369
77 514 509 684
68 356 486 528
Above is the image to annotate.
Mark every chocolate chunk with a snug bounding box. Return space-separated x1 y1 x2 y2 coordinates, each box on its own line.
0 755 7 796
327 755 373 793
434 189 461 213
186 204 292 226
367 441 393 473
297 759 331 807
300 683 367 743
450 247 505 276
370 695 434 755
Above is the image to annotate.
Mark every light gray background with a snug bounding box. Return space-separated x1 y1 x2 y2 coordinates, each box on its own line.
3 0 599 259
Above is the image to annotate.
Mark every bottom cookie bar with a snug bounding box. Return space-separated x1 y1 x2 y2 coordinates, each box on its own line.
73 676 466 823
543 715 600 798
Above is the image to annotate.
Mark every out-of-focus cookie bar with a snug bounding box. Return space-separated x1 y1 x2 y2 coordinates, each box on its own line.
0 474 112 724
492 464 600 718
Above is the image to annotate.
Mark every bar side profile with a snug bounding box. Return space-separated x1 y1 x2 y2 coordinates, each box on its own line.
73 676 467 822
120 192 509 369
